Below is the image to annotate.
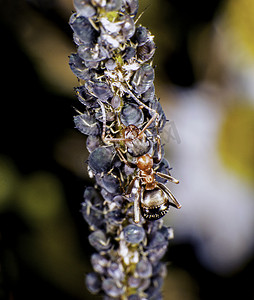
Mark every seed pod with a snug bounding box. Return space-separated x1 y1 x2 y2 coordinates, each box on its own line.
88 230 111 251
134 25 148 46
78 43 109 62
107 262 125 281
122 46 136 61
86 272 102 294
85 80 113 101
95 173 121 194
69 53 94 80
91 253 108 274
75 86 99 108
73 112 100 136
86 135 102 153
123 224 145 244
137 39 156 62
73 0 96 17
123 0 139 17
69 14 98 47
135 259 152 278
81 187 104 228
120 102 144 127
120 15 135 40
131 64 155 95
102 278 125 297
148 98 166 131
88 146 116 174
141 84 155 102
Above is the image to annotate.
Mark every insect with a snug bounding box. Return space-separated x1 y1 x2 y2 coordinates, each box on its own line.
117 144 181 223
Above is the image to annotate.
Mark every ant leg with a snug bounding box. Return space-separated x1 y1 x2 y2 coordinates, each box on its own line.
156 172 179 184
123 85 159 126
157 182 182 209
116 148 136 169
133 185 142 223
153 134 162 164
98 100 107 143
126 175 139 195
138 112 158 136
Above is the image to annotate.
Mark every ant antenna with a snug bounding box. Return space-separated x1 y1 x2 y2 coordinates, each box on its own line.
135 4 151 24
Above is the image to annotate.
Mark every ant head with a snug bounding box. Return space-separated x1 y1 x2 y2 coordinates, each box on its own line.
137 154 153 172
125 125 140 140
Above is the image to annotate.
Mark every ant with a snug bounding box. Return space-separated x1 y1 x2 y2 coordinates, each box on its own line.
116 138 181 223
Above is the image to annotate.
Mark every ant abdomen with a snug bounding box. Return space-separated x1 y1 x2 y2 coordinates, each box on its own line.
140 188 170 220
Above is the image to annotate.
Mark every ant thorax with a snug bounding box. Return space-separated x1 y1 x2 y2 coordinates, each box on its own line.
137 154 153 172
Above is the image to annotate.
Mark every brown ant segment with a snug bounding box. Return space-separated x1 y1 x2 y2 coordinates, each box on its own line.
118 148 181 223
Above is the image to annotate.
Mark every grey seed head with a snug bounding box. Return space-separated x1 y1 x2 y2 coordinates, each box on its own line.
141 84 155 102
95 173 121 194
73 0 96 17
91 253 108 274
152 262 167 278
78 44 109 62
122 46 136 61
88 230 111 251
85 272 101 294
128 295 142 300
86 135 102 153
137 278 151 292
137 39 156 62
144 287 163 300
69 14 98 47
128 276 141 288
69 53 94 80
75 86 99 108
107 261 125 281
88 146 115 173
102 278 125 297
81 188 104 228
120 102 144 127
147 244 168 263
74 112 100 136
85 80 113 101
135 259 153 278
105 59 116 71
105 0 123 11
123 224 145 244
120 15 135 40
123 0 139 17
111 95 121 109
148 99 166 131
134 26 148 46
131 64 155 95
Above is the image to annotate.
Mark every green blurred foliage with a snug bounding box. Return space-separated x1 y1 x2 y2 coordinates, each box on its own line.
218 103 254 183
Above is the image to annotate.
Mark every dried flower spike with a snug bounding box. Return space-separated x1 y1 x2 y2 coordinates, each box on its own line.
69 0 181 298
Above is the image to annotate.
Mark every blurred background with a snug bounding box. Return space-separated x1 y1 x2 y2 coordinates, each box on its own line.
0 0 254 299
